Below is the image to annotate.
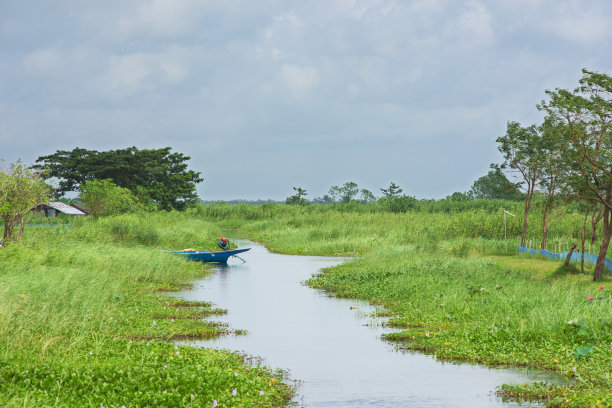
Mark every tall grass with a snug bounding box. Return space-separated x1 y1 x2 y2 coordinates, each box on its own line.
0 213 294 407
194 202 611 407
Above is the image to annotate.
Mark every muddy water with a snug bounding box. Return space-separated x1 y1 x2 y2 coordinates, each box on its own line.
173 240 559 407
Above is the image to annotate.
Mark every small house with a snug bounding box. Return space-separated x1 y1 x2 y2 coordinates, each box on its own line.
33 202 87 217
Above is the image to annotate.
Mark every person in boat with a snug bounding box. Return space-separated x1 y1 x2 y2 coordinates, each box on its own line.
218 237 230 251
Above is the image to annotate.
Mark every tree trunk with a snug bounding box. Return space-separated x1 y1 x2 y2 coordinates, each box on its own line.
540 205 551 250
591 205 604 244
593 206 611 282
564 243 578 270
520 182 535 247
581 207 589 274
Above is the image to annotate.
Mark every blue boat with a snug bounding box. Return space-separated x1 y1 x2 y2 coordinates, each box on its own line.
172 248 251 263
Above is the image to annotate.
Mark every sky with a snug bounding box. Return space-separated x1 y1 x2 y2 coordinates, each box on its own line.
1 0 612 201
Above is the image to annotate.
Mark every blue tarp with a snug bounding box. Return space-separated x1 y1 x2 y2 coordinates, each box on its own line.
518 245 612 273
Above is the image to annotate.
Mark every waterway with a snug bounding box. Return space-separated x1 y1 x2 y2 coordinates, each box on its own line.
172 239 558 407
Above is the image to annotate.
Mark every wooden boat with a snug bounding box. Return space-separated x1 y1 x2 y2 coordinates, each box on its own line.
172 248 251 263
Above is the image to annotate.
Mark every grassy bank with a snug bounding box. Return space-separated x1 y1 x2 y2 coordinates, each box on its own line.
200 203 612 408
0 213 294 407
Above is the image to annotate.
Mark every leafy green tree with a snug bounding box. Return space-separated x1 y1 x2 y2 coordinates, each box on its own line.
360 189 376 203
312 195 333 204
380 182 403 198
0 160 50 242
537 116 568 250
328 182 360 203
540 69 612 281
468 169 522 200
79 179 140 218
445 192 471 201
34 147 203 211
338 182 359 203
286 187 308 205
495 121 542 247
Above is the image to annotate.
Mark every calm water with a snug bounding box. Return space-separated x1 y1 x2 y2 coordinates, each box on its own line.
172 240 558 407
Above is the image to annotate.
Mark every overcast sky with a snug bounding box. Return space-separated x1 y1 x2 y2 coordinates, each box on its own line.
2 1 611 201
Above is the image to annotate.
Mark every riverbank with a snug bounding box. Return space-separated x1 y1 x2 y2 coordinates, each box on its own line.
199 204 611 408
0 214 294 407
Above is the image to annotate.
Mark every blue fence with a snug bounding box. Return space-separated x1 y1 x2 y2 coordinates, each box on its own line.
518 245 612 273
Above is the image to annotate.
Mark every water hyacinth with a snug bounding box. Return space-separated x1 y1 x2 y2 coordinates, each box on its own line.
260 390 264 396
232 389 237 396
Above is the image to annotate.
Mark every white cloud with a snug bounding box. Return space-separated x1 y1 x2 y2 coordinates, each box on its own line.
279 64 320 98
107 54 151 92
454 1 495 46
23 48 63 76
118 0 206 38
547 12 611 45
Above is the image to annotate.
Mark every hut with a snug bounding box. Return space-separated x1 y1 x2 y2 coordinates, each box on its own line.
33 202 86 217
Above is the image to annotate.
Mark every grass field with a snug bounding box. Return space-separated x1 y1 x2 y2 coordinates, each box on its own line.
1 203 610 407
196 202 612 408
0 213 294 407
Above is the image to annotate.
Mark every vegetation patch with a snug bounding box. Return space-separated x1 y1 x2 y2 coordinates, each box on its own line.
207 204 611 408
0 213 295 407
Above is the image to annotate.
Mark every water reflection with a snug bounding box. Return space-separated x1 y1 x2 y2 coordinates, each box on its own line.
171 240 558 407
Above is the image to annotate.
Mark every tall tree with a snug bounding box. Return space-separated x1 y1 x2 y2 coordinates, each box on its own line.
360 189 376 203
496 121 542 247
537 117 567 250
467 168 522 200
286 186 308 205
0 161 50 242
541 69 612 281
329 182 359 203
380 182 403 198
35 147 203 211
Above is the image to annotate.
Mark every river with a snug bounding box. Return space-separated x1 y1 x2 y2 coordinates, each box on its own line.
172 239 558 407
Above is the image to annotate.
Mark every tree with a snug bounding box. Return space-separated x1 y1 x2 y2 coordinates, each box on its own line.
286 187 308 205
380 182 403 198
360 189 376 203
0 161 50 242
79 179 140 218
468 169 522 200
495 121 542 247
537 117 568 250
445 192 471 201
328 182 359 203
34 146 203 211
540 69 612 281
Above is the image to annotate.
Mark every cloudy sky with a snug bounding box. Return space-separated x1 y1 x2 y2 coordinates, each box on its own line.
2 1 611 201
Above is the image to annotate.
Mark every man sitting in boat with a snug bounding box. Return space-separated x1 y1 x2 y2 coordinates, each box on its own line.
218 237 230 251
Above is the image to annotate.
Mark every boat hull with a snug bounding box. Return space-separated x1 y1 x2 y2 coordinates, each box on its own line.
172 248 251 263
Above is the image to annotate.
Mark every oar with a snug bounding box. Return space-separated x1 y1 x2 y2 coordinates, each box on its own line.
232 254 246 263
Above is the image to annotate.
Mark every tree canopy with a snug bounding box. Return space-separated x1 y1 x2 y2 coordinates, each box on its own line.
0 160 50 242
468 169 523 200
34 147 203 211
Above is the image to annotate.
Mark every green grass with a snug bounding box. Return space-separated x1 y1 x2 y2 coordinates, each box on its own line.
200 203 612 408
0 213 294 407
2 204 611 407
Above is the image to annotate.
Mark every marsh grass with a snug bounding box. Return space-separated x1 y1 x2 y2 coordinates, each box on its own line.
0 213 294 407
203 203 612 408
